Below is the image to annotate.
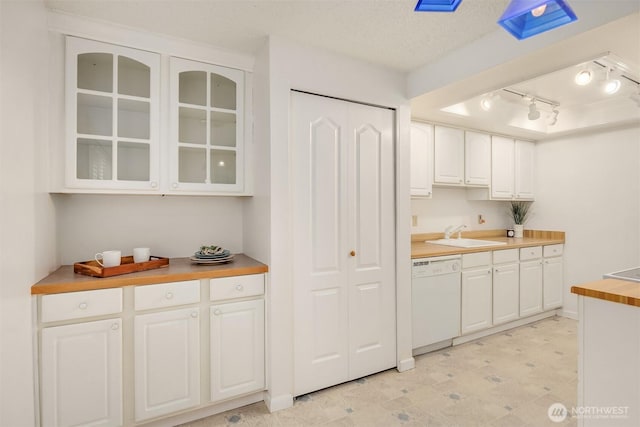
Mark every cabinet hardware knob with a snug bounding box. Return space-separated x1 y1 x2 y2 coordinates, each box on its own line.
495 268 500 273
111 323 119 330
171 182 178 189
150 181 158 188
235 284 244 291
191 311 198 318
214 309 222 316
78 302 88 310
165 292 174 300
350 250 356 257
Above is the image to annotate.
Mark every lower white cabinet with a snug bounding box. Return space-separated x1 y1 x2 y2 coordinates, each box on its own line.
134 307 201 421
543 256 564 310
461 267 493 334
210 299 265 402
493 262 520 325
41 318 122 427
520 259 543 317
37 272 267 426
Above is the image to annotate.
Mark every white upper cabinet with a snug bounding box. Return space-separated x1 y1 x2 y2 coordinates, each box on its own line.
515 140 535 200
60 36 251 195
65 37 160 191
410 122 433 198
433 125 465 185
491 136 535 200
464 131 491 186
169 57 245 193
432 126 490 187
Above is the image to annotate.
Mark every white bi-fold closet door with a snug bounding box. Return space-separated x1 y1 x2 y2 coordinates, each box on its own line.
291 91 397 396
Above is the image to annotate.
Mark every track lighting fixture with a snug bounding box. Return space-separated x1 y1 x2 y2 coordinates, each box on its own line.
548 108 559 126
574 69 593 86
480 93 495 111
604 68 621 95
528 99 540 120
630 86 640 108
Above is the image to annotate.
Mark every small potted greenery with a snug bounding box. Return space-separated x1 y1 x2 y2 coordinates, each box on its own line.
509 200 532 238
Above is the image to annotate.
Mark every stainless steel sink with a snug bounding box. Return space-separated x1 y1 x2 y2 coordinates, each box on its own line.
427 238 507 248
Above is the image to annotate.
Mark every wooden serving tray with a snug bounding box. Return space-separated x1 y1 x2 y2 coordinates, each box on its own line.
74 256 169 278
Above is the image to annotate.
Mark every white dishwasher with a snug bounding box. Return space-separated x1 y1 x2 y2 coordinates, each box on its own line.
412 254 462 354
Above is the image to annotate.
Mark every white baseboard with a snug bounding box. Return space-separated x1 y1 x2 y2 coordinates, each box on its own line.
265 392 293 413
140 392 265 427
397 357 415 372
560 309 578 320
453 310 558 345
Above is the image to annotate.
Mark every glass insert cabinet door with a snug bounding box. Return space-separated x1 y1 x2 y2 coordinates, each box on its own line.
66 37 160 190
169 57 245 192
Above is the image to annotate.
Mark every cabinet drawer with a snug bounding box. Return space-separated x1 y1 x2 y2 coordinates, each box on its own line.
462 251 491 269
210 274 264 302
520 246 542 261
135 280 200 311
41 288 122 323
544 244 564 257
492 248 519 264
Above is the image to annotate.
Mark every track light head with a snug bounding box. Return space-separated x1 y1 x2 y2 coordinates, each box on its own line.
528 100 540 120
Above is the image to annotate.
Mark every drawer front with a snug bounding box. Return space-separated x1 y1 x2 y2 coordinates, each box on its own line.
462 251 491 269
210 274 265 302
41 288 123 323
492 248 519 264
135 280 200 311
544 244 564 257
520 246 543 261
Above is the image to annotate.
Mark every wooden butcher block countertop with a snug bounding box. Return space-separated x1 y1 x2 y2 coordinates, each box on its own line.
32 254 268 295
571 278 640 308
411 229 565 259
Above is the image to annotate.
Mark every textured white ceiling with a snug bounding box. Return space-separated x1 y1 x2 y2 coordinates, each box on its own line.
45 0 511 72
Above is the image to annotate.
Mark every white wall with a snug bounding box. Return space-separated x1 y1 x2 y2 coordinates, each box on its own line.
412 188 511 234
0 1 57 425
55 194 244 264
529 125 640 317
242 43 270 265
264 35 412 410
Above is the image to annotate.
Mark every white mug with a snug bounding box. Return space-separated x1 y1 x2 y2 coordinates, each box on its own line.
133 247 151 263
95 250 121 267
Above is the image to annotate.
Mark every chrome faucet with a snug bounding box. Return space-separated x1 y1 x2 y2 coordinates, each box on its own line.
444 224 467 239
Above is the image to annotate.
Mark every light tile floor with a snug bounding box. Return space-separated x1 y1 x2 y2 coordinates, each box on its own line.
181 316 577 427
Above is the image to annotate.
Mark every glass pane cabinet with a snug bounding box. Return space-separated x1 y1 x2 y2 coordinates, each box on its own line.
169 57 245 192
65 37 160 190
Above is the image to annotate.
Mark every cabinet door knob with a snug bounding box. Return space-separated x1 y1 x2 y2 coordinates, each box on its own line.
213 309 222 316
165 292 174 300
191 311 198 318
235 284 244 292
78 302 88 310
150 181 158 188
111 323 119 330
350 250 356 257
171 182 178 189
